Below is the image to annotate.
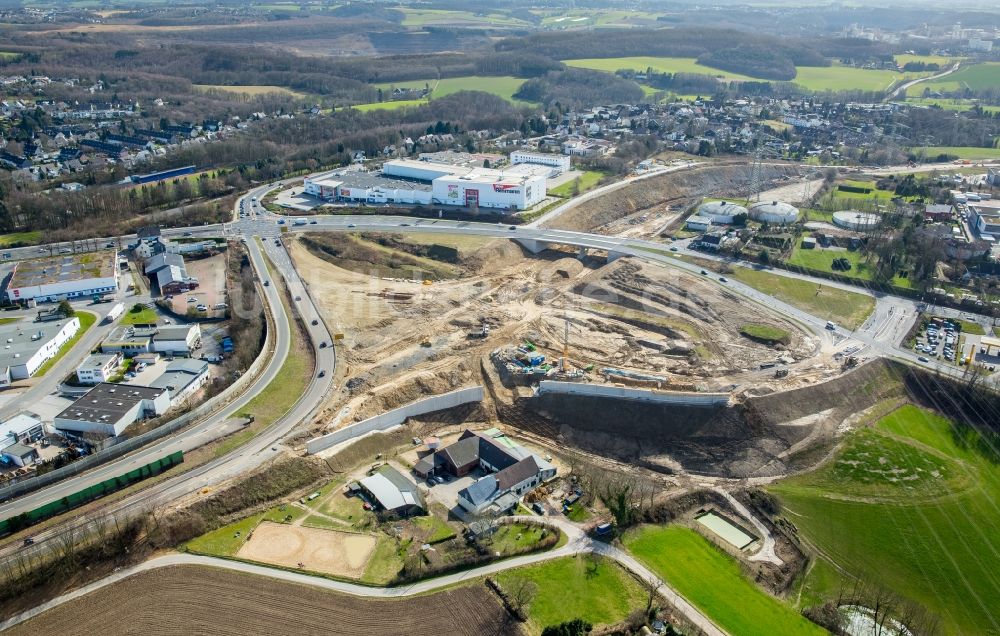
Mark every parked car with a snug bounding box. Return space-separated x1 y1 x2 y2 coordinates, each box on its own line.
918 356 930 362
196 304 208 312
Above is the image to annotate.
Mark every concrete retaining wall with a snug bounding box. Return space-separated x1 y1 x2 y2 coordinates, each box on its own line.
306 386 484 455
536 381 729 406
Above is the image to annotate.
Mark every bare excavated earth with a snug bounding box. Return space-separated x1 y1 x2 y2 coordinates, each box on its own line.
546 162 802 233
519 360 904 479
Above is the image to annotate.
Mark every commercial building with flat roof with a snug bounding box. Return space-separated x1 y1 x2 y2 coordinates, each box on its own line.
54 382 169 437
101 325 155 355
76 352 123 385
150 358 209 406
5 252 118 304
509 150 571 175
0 317 81 388
306 159 548 211
303 167 434 206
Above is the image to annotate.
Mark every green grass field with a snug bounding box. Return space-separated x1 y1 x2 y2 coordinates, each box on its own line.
727 267 875 329
787 245 874 279
0 231 42 247
120 306 158 325
793 63 931 93
352 99 428 112
193 84 307 99
565 56 756 81
548 170 606 197
907 62 1000 97
35 311 97 377
372 76 530 105
905 97 1000 115
769 404 1000 635
910 145 1000 160
625 525 826 636
894 54 961 67
495 555 646 632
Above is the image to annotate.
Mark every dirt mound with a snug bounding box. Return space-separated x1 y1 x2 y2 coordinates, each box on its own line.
461 239 525 273
547 162 801 232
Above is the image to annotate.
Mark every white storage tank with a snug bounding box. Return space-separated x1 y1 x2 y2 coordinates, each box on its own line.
749 200 800 224
696 200 747 224
833 210 881 231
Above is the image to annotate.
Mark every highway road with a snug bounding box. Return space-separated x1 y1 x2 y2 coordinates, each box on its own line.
0 195 336 557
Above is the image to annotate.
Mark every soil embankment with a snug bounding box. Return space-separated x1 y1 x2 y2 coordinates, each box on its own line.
546 162 801 232
520 360 903 479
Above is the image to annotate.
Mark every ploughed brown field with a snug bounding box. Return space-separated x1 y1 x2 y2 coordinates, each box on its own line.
8 565 521 636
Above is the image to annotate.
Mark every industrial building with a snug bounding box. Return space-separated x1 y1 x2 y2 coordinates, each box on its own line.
144 253 198 296
972 207 1000 237
101 325 156 355
150 358 209 406
685 216 713 231
0 317 81 388
749 200 800 225
4 252 118 304
130 165 196 185
696 200 748 224
76 352 124 385
100 323 201 357
833 210 881 231
509 150 571 175
304 159 548 211
54 383 170 437
0 413 44 467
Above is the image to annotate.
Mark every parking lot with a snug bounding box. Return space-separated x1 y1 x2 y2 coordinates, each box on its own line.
913 318 962 364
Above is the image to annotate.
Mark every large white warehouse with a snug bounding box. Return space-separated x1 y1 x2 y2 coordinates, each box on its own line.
5 252 118 304
305 160 547 211
749 200 800 225
384 159 547 210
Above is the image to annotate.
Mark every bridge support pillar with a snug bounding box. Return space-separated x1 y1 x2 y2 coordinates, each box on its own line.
514 238 551 254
